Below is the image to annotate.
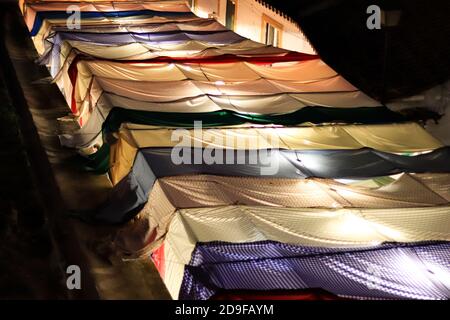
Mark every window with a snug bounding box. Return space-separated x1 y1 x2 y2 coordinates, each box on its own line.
225 0 236 30
265 23 280 46
262 14 283 47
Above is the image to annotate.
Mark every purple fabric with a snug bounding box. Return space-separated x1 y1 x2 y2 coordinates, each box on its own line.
179 241 450 300
50 19 225 33
44 30 245 76
51 30 244 45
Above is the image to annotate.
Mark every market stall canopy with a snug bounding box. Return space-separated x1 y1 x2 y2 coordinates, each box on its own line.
59 57 383 128
102 121 442 185
25 1 193 35
99 172 450 229
60 96 389 150
175 241 450 300
99 146 450 186
154 206 450 298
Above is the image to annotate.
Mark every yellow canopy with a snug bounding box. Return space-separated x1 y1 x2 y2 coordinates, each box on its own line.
109 122 443 184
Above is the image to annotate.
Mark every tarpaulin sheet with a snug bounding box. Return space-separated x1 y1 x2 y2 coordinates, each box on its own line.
58 92 387 150
48 18 227 34
70 58 333 84
90 77 355 102
154 206 450 298
21 1 450 302
52 30 246 46
116 122 441 151
33 15 206 56
60 58 361 122
102 173 450 243
60 78 382 131
104 146 450 185
23 1 191 30
44 39 289 74
41 30 255 71
96 90 376 115
22 1 190 32
67 104 404 145
100 106 404 134
105 122 443 183
52 45 301 121
177 241 450 300
30 9 196 36
21 0 190 14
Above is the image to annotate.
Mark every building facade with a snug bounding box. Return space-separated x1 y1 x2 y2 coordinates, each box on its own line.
188 0 315 54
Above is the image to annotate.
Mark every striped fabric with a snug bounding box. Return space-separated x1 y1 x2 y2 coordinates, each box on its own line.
150 205 450 299
109 173 450 255
101 168 450 225
178 241 450 300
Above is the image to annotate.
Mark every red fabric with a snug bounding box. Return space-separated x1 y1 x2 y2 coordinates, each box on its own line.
66 51 318 119
66 51 317 115
73 51 318 66
210 289 346 301
151 243 165 280
68 56 80 114
122 52 318 65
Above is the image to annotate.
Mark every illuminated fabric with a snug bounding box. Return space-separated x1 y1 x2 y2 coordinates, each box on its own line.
44 39 288 75
33 16 207 56
116 122 441 152
20 0 450 302
59 58 371 124
26 5 383 145
175 241 450 300
99 146 450 182
102 173 450 232
60 106 405 150
45 18 227 34
152 206 450 299
59 78 381 131
29 8 195 36
21 1 190 42
104 122 442 184
41 30 262 74
21 0 190 16
51 30 246 46
111 173 450 256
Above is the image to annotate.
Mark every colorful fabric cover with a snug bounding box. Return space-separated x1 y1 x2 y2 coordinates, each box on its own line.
58 58 377 127
152 206 450 299
177 241 450 300
61 106 405 150
104 122 443 184
20 1 450 302
103 146 450 182
104 173 450 238
29 8 195 36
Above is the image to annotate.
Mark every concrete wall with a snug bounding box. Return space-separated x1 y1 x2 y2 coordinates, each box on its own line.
190 0 315 54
